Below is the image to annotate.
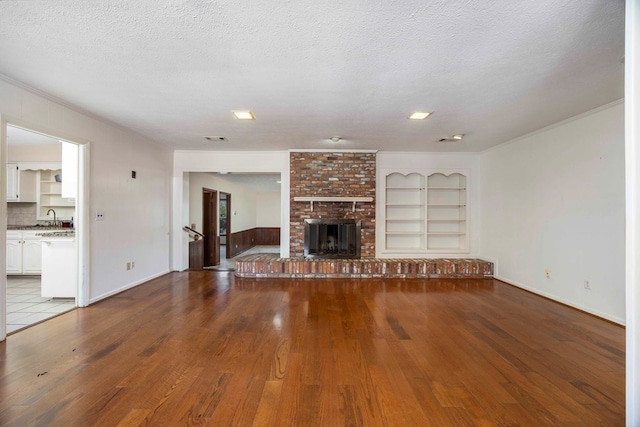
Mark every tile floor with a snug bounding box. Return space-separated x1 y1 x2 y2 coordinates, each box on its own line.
6 276 76 334
211 245 280 269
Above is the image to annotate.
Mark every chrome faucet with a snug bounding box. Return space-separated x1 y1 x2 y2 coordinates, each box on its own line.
46 209 57 227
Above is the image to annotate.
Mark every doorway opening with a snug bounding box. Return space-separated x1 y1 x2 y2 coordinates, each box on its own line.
3 125 84 335
219 192 231 262
202 188 219 267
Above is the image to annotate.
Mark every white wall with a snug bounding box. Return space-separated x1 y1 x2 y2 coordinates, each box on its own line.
479 101 625 324
256 192 281 227
376 152 481 258
625 0 640 421
0 78 173 307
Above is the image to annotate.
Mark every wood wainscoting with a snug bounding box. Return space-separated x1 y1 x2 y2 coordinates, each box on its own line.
228 227 280 258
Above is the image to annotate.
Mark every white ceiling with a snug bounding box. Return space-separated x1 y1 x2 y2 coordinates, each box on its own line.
0 0 625 152
7 126 60 146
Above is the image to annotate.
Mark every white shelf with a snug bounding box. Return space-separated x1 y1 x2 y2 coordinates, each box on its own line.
426 172 467 252
386 231 423 235
427 187 467 190
385 172 426 251
386 187 425 190
36 169 76 220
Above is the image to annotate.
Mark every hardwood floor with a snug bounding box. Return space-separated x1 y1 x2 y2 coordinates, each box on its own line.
0 272 625 426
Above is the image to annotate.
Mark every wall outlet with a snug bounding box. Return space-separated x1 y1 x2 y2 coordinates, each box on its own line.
126 262 131 270
95 212 105 221
545 269 551 279
131 261 135 269
584 280 591 290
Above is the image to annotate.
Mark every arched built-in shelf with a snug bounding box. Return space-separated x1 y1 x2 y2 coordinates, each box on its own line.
426 172 467 251
384 172 425 250
381 170 469 254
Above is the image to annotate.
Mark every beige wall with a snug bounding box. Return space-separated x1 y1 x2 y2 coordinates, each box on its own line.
256 192 281 227
8 144 61 162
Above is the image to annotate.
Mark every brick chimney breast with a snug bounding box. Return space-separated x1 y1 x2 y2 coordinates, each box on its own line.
290 152 376 257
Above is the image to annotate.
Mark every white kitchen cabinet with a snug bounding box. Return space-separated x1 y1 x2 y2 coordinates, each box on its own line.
61 141 78 199
5 235 22 274
41 236 77 298
6 164 18 202
6 163 37 203
5 231 42 275
22 236 43 274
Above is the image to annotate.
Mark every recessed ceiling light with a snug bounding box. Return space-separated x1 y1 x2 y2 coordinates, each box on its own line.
203 136 227 142
408 112 432 120
232 110 255 120
330 136 342 143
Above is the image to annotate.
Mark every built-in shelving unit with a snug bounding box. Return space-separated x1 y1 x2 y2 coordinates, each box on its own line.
381 170 469 254
385 173 425 250
426 173 467 251
37 169 75 221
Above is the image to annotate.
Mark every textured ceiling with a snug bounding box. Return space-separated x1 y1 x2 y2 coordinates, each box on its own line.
0 0 625 152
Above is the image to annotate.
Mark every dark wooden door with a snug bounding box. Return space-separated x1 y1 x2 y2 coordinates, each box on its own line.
222 192 231 259
202 189 219 266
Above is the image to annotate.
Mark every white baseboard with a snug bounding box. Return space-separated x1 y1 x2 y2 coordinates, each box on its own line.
88 270 171 305
494 274 625 326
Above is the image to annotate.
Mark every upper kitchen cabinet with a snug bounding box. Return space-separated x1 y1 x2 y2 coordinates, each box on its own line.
61 141 78 199
6 163 37 202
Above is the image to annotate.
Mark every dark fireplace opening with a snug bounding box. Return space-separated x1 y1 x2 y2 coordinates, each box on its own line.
304 219 361 259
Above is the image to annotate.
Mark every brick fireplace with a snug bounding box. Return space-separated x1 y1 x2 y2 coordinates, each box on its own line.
289 151 376 258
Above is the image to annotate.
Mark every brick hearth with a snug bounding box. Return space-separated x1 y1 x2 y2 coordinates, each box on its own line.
235 254 493 279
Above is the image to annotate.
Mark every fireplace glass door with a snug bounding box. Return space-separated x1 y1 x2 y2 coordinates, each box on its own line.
304 219 361 259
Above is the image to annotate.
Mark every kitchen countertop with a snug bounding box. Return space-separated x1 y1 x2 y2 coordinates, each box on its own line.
8 225 69 231
37 231 76 238
8 225 75 237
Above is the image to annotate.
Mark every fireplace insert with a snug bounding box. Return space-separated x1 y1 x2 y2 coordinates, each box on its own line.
304 219 361 259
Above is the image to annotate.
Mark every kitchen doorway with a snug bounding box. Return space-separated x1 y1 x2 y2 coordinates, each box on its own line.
2 122 87 337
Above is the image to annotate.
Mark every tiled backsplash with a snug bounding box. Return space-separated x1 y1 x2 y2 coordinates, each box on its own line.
7 203 46 226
